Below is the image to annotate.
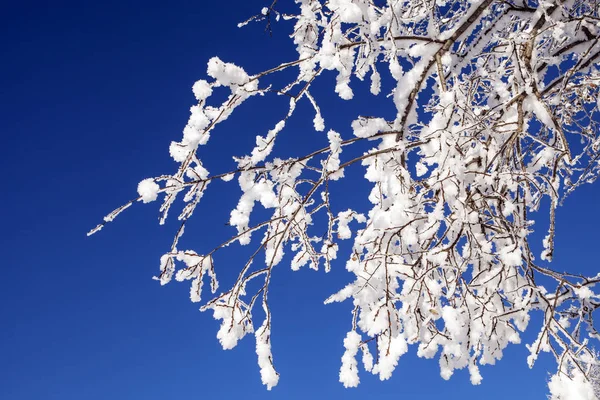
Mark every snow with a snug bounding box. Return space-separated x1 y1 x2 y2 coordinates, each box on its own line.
137 178 160 203
549 372 597 400
339 331 362 387
575 285 595 300
221 172 235 182
325 130 342 173
313 113 325 131
207 57 249 87
251 120 286 164
192 79 212 101
256 322 279 390
351 117 388 138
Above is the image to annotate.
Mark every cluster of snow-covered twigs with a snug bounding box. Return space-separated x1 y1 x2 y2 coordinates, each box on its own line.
91 0 600 397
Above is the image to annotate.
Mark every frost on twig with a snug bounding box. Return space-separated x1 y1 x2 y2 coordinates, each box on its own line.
91 0 600 395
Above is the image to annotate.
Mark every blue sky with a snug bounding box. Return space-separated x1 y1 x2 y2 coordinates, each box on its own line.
2 1 599 399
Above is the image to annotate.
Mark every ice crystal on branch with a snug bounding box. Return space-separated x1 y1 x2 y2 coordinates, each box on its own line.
92 0 600 396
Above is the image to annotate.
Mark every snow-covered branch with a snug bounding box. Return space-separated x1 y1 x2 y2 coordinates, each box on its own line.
92 0 600 397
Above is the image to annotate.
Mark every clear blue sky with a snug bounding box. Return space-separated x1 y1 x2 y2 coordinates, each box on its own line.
2 1 599 399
